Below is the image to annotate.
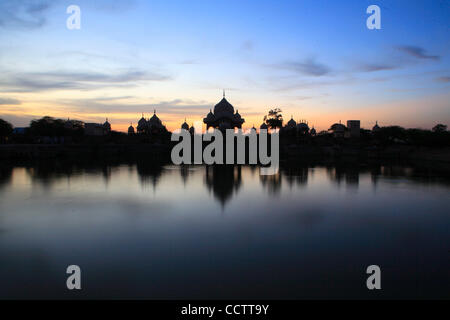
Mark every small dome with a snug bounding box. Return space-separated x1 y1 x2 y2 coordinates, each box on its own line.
260 123 268 130
138 115 147 126
330 123 346 132
310 127 316 135
205 109 215 121
149 112 161 125
234 110 242 120
372 121 380 131
128 123 135 134
297 122 309 131
103 118 111 130
287 117 297 128
181 120 189 130
214 98 234 115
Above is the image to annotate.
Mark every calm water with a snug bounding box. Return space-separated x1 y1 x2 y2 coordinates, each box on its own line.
0 162 449 299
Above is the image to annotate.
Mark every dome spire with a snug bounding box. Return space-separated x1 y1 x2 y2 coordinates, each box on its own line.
223 89 225 98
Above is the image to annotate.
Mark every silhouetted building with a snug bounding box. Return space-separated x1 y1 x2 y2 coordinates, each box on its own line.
128 123 135 135
346 120 360 138
85 119 111 136
136 111 167 134
329 121 346 138
203 92 245 130
181 119 190 131
372 121 380 132
296 120 310 134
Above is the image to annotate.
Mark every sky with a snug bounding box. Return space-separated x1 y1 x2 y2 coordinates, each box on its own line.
0 0 449 132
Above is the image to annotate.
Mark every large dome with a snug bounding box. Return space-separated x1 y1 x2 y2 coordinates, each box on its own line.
214 98 234 116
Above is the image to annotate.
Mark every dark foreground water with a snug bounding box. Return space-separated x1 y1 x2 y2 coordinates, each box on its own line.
0 161 449 299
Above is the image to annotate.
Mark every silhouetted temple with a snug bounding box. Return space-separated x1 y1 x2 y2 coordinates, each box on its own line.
203 92 245 130
136 110 167 134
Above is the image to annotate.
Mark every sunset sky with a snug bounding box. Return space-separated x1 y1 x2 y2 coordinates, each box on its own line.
0 0 449 132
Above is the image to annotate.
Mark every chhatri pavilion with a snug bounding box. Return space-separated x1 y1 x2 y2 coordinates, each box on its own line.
203 91 245 130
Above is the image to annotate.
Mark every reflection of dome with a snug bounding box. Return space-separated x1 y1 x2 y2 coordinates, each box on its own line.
214 98 234 116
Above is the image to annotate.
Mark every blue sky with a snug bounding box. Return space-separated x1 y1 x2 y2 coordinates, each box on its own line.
0 0 448 131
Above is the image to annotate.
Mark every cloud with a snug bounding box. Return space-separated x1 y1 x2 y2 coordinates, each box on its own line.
281 58 331 77
0 69 171 92
436 76 450 83
396 45 440 61
0 97 21 105
355 63 397 72
53 97 213 116
240 40 254 52
0 0 54 29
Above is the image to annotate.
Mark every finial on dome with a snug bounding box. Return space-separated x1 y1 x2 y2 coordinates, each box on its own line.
223 89 225 98
154 109 156 114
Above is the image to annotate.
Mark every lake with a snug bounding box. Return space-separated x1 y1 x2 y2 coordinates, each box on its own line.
0 161 449 299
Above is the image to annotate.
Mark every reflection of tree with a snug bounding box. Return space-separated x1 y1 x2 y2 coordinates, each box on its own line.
345 167 359 187
26 161 74 189
0 162 13 191
283 166 309 187
136 160 164 190
259 172 282 195
179 165 190 186
204 165 242 207
327 165 359 186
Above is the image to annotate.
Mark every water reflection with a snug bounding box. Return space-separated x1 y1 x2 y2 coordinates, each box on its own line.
5 160 449 206
205 165 242 206
0 160 449 299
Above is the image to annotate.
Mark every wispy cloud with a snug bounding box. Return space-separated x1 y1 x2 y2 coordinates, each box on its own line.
282 58 331 77
54 97 213 116
0 69 171 92
0 0 54 29
355 63 397 72
0 97 21 105
436 76 450 83
396 45 440 61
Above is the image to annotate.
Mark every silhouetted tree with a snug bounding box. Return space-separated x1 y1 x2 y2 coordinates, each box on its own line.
30 116 66 137
432 124 447 133
0 118 13 142
264 108 283 129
